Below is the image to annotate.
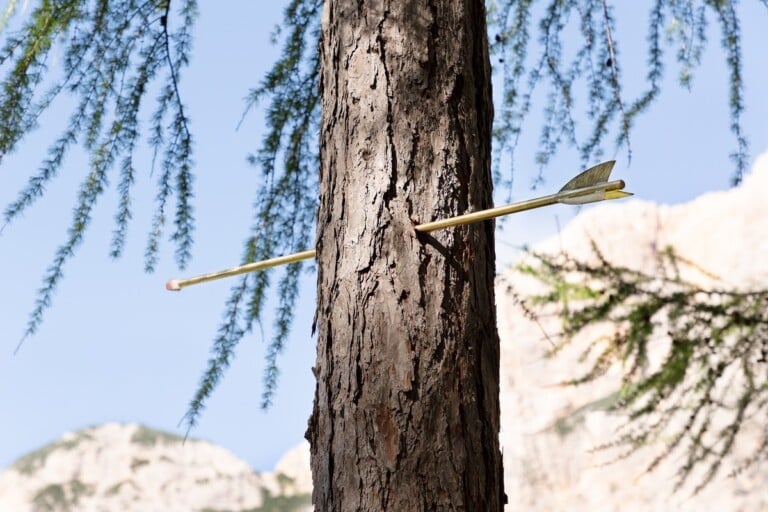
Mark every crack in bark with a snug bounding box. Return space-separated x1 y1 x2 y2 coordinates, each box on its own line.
426 0 439 91
376 7 398 212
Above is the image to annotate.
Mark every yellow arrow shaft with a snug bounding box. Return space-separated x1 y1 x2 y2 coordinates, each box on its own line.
167 179 627 291
167 250 317 290
415 179 624 232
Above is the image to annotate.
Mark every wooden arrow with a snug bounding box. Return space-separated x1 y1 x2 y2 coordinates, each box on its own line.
166 160 631 291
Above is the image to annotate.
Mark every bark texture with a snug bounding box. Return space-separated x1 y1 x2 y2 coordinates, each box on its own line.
307 1 503 510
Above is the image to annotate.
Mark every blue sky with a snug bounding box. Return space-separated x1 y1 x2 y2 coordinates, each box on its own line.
1 2 766 473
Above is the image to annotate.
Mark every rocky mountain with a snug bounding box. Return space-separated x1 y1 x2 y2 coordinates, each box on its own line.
0 423 311 512
3 153 767 511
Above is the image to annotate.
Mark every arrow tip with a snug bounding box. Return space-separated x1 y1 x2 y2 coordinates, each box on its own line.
604 190 633 200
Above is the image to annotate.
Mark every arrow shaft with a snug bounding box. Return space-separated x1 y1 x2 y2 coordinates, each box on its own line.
415 179 624 232
167 250 316 290
167 179 626 290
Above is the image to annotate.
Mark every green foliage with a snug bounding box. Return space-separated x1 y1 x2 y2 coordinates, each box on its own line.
548 391 621 437
32 483 67 511
276 472 295 489
31 480 94 511
0 0 198 353
487 0 758 190
130 458 150 470
254 489 312 512
105 480 136 496
14 431 94 475
183 0 321 429
202 489 312 512
129 424 185 446
520 244 768 492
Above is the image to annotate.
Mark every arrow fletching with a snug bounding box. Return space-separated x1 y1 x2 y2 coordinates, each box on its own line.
557 160 633 204
560 160 616 190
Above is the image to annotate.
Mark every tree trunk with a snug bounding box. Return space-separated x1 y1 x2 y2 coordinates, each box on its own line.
307 1 503 510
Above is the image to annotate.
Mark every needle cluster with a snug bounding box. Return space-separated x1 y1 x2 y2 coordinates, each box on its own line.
518 244 768 492
185 0 321 427
488 0 756 190
0 0 197 347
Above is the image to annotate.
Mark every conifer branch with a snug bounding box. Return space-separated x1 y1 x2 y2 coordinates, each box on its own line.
0 0 197 344
488 0 764 185
518 244 768 492
183 0 321 424
709 0 749 185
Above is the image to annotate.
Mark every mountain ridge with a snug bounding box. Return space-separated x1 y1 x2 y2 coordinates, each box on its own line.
0 423 311 512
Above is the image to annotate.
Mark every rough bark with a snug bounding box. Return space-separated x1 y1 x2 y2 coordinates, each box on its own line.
307 1 503 510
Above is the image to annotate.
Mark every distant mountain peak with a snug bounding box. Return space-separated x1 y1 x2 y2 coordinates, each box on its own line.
1 423 311 512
